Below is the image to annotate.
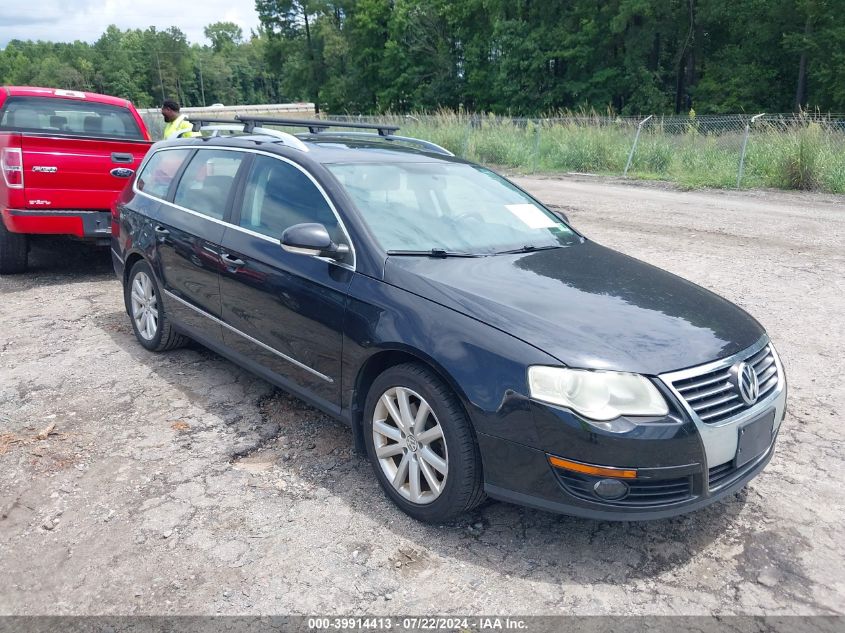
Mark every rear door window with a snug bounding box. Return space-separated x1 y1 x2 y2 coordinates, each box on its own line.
137 149 192 199
0 96 144 140
173 149 246 220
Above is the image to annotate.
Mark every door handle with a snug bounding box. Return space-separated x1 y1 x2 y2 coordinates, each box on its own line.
154 225 170 236
111 152 134 164
221 253 245 267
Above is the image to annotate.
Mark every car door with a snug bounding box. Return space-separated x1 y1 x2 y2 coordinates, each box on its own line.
218 153 354 412
153 148 249 343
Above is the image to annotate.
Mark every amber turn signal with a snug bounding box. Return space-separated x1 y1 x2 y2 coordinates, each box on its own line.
548 455 637 479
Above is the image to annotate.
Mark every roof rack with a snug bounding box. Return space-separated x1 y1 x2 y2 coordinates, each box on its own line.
188 116 452 157
190 117 239 131
235 115 399 137
306 131 454 157
190 118 309 152
233 116 452 156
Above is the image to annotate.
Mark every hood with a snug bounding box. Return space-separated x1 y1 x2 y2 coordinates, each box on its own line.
384 241 765 375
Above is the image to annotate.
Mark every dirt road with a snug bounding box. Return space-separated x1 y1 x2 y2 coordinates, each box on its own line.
1 177 843 615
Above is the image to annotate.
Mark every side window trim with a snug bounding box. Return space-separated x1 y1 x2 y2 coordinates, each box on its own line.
136 145 356 270
226 153 254 225
165 149 197 202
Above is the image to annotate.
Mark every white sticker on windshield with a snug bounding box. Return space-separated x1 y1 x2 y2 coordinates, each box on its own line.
505 204 557 229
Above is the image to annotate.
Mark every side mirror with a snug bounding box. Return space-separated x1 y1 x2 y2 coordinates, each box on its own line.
281 223 350 261
551 209 570 224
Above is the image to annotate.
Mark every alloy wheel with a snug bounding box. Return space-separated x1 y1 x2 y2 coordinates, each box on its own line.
130 271 159 341
372 386 448 504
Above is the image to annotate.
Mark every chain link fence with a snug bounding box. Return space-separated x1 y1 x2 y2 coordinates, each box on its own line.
322 112 845 193
141 108 845 193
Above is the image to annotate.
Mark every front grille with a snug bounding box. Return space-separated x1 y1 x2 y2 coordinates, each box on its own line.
708 439 773 491
670 344 779 424
707 461 736 489
555 470 693 506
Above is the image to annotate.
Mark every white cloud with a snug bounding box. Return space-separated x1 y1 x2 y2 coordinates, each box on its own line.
0 0 260 47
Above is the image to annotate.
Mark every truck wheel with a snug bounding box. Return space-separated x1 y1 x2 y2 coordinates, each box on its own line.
0 222 29 274
363 363 486 523
125 260 187 352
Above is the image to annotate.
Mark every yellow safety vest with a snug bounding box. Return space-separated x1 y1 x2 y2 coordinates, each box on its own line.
163 114 197 140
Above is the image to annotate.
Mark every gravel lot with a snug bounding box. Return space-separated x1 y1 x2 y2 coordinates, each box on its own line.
1 177 843 616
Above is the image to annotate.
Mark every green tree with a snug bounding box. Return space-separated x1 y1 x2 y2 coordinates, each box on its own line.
1 1 844 114
257 0 326 110
204 22 245 53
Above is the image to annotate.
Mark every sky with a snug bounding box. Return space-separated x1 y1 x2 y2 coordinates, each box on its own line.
0 0 261 47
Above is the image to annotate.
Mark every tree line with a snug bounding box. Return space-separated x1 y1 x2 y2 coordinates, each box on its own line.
1 0 842 115
0 23 280 109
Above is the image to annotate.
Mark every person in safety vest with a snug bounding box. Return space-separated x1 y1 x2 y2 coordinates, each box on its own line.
160 99 198 139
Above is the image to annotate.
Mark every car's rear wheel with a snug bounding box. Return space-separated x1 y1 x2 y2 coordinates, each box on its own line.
125 260 186 352
363 363 485 523
0 222 29 274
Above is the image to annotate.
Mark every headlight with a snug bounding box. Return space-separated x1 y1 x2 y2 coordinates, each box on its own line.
528 366 668 421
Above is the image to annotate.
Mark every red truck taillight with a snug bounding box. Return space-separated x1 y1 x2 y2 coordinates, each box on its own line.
1 147 24 189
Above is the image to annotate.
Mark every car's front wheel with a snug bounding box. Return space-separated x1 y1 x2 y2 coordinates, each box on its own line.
125 260 186 352
363 363 485 523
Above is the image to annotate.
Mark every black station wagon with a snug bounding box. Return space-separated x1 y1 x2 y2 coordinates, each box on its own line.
111 117 786 522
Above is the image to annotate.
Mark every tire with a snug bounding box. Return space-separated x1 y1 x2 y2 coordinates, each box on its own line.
363 363 485 523
0 221 29 274
125 260 187 352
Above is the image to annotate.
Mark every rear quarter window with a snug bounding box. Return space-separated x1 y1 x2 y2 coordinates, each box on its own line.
137 149 192 199
0 96 143 140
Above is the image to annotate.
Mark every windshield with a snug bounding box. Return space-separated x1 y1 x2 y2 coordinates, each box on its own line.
326 162 580 254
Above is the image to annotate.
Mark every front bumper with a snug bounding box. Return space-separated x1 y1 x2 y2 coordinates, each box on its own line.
478 342 787 520
483 430 779 520
2 208 111 238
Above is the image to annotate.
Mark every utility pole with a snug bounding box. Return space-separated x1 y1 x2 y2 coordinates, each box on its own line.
198 57 206 107
155 51 165 103
176 76 184 108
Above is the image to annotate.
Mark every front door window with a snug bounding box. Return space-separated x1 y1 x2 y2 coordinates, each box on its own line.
238 155 347 255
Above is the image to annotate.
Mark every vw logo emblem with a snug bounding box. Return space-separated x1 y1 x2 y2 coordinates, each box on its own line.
732 361 760 405
405 435 419 452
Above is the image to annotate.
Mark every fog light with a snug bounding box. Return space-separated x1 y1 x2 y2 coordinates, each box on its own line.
593 478 629 500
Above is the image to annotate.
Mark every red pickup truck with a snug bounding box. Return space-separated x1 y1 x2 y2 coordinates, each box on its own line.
0 86 152 273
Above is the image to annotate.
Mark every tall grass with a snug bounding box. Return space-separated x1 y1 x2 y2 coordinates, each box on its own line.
171 108 844 194
393 111 845 194
744 123 845 193
537 123 630 172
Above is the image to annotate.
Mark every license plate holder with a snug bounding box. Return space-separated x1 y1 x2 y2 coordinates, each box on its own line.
734 410 775 469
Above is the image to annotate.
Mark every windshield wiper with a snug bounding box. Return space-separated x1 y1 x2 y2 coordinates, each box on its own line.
494 244 563 255
386 249 482 258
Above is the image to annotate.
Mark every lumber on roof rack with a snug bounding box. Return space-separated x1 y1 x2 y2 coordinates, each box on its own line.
235 116 399 136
